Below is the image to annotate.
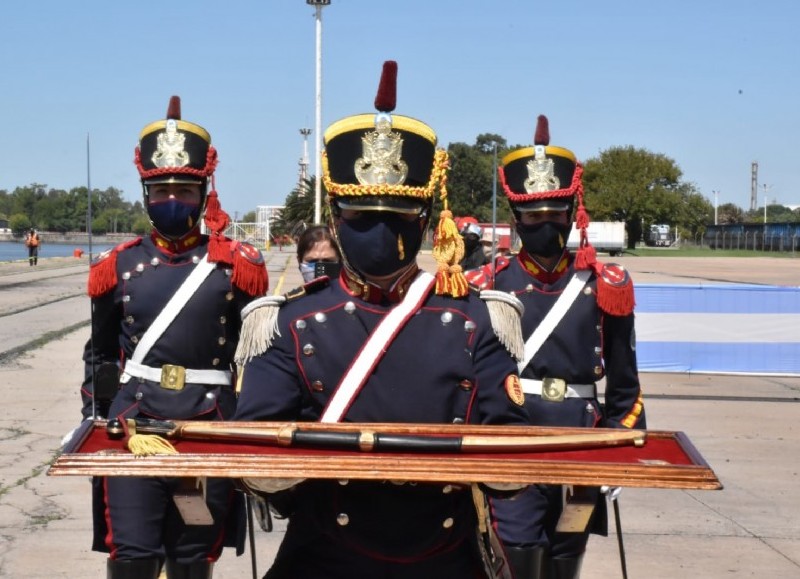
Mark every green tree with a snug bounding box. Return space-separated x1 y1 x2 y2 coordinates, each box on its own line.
11 184 47 222
446 134 512 225
132 216 151 235
271 177 329 239
582 146 709 249
717 202 745 224
9 213 31 236
764 204 800 223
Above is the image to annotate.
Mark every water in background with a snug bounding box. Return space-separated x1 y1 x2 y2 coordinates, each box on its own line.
0 241 114 262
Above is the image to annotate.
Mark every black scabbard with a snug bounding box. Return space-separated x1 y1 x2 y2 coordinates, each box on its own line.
291 430 463 453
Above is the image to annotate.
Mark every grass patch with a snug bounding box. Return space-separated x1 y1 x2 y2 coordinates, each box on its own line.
621 247 798 258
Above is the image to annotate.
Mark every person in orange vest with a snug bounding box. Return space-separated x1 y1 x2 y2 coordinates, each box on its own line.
24 228 40 266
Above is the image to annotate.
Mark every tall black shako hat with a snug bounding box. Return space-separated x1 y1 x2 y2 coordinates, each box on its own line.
322 61 468 297
136 96 216 186
134 96 231 260
499 114 596 271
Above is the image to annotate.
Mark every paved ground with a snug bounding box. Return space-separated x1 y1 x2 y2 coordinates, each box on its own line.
0 252 799 577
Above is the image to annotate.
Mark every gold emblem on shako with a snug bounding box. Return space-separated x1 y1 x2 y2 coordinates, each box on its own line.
152 119 190 169
355 113 408 185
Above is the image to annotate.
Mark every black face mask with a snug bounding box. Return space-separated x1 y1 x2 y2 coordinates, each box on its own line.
516 221 571 258
463 234 481 252
147 199 202 238
337 213 424 277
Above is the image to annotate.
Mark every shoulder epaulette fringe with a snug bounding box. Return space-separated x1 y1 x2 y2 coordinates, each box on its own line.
87 238 142 298
231 241 268 297
594 262 635 316
234 295 286 366
480 290 525 361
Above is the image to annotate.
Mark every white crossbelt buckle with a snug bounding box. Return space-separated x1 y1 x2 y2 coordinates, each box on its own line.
541 377 567 402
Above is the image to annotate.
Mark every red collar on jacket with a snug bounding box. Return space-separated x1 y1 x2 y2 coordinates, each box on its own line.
150 227 203 256
517 249 571 285
342 263 421 305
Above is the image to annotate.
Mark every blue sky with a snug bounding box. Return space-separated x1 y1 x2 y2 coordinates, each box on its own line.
2 0 798 218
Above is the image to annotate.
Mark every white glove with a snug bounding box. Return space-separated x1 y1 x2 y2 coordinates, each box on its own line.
60 420 90 448
242 477 305 494
601 485 622 500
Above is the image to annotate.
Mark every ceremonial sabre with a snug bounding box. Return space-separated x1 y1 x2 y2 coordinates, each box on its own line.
107 418 645 455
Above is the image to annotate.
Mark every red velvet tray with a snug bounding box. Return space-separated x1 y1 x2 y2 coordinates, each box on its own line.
48 420 721 490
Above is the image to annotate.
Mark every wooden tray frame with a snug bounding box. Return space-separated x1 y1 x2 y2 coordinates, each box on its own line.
48 420 722 490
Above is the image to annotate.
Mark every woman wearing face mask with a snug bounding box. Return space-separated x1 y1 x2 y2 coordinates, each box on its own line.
296 225 342 283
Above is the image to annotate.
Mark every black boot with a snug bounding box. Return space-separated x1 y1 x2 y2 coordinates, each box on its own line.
165 559 214 579
506 546 547 579
548 554 584 579
106 558 161 579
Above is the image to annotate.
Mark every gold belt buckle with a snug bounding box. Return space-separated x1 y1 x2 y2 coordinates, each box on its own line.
541 377 567 402
161 364 186 390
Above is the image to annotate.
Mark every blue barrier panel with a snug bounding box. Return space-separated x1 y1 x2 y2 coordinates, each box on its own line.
634 284 800 375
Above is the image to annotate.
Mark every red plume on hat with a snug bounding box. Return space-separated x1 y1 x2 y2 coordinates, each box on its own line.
534 114 550 146
374 61 398 112
166 95 181 119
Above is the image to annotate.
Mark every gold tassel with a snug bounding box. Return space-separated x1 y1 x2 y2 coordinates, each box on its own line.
432 208 468 298
471 484 489 534
234 296 286 366
480 290 525 361
398 234 405 260
127 434 178 457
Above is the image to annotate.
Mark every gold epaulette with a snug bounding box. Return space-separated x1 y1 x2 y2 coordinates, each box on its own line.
234 295 287 366
234 277 330 366
479 290 524 361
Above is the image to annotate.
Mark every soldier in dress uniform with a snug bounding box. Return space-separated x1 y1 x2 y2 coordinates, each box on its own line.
459 216 490 272
80 96 268 579
466 115 646 579
233 61 529 579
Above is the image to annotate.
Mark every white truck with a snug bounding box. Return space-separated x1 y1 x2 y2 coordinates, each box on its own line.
567 221 626 256
647 223 673 247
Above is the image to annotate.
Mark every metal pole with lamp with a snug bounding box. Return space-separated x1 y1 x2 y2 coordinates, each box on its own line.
713 190 718 225
307 0 330 225
490 141 498 286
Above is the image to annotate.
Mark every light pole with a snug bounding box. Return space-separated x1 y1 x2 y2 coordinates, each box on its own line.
490 141 498 285
307 0 330 225
762 183 771 224
712 190 719 225
299 128 312 187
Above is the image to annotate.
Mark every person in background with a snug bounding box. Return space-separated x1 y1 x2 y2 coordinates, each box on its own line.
466 115 645 579
496 235 513 258
233 61 529 579
296 224 342 283
24 228 40 266
81 96 268 579
459 217 489 271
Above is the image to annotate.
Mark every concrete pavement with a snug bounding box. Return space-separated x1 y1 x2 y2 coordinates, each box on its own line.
1 252 799 577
